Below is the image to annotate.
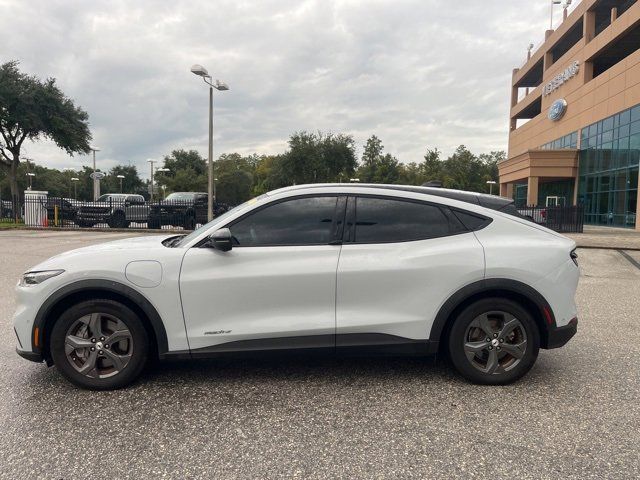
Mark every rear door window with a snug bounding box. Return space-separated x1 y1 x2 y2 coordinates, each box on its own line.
352 197 452 243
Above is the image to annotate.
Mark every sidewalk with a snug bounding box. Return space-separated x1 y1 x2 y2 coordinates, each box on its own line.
565 225 640 250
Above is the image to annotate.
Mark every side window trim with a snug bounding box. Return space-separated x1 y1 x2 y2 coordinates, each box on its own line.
223 194 345 248
330 196 348 244
346 194 472 245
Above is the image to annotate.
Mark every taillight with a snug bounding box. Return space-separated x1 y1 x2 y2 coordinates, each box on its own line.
570 249 578 267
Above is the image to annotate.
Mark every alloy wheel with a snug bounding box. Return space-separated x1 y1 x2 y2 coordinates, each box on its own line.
463 311 528 375
64 312 133 378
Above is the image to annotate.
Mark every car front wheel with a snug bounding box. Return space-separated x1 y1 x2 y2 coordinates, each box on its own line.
448 298 540 385
49 299 149 390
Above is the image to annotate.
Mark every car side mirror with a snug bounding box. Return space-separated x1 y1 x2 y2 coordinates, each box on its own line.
208 228 232 252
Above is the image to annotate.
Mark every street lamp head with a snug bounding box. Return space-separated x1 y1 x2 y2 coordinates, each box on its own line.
191 64 209 77
117 175 125 179
486 180 497 184
89 145 100 152
156 167 170 172
26 173 36 177
71 177 79 181
214 80 229 91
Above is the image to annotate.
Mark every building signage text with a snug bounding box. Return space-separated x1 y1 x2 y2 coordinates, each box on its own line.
543 60 580 96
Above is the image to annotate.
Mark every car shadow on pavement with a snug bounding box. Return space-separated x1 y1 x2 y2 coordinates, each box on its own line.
142 354 457 386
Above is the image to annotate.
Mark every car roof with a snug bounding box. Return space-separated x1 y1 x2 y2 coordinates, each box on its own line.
267 183 514 212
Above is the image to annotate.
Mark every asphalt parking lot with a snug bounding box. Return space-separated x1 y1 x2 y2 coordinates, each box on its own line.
1 230 639 479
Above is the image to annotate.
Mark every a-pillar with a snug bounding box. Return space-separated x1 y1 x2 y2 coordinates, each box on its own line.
527 177 539 207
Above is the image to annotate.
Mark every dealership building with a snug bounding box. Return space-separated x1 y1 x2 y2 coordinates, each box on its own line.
499 0 640 229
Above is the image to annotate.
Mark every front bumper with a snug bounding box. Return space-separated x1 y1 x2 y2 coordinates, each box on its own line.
546 317 578 349
16 347 43 363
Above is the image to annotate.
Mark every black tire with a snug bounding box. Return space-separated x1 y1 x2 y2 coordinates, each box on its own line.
448 298 540 385
183 214 196 230
108 211 128 228
49 299 149 390
147 217 162 229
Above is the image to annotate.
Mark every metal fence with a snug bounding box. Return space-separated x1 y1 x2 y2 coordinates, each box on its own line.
1 196 230 231
2 196 586 234
518 205 585 233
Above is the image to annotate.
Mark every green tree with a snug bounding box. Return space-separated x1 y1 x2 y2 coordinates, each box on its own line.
361 134 384 167
217 169 253 205
357 135 401 184
0 61 91 203
280 131 357 185
160 149 207 192
101 165 145 195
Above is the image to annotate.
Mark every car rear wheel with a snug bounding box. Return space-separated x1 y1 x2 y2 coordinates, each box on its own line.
50 299 149 390
448 298 539 385
183 214 196 230
108 211 128 228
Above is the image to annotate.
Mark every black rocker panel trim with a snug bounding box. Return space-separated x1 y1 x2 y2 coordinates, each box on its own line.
32 279 169 359
162 333 439 360
429 278 556 349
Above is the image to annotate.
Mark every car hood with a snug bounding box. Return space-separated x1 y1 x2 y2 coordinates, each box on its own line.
28 235 174 271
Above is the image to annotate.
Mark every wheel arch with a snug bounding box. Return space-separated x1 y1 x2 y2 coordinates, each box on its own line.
430 279 555 350
33 279 168 363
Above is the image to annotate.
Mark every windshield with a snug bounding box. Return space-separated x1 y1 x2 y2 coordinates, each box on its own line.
173 194 267 247
165 192 197 201
97 194 126 202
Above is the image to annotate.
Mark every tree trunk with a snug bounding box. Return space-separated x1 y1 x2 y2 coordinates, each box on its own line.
9 152 20 219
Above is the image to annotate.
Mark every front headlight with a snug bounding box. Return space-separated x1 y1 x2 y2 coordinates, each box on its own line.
19 269 64 287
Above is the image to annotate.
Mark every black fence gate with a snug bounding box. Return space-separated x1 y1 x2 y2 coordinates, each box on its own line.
518 205 584 233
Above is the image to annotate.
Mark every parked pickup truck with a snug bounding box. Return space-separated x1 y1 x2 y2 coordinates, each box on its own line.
75 194 149 228
148 192 209 230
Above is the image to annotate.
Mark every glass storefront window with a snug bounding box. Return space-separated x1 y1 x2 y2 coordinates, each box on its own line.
578 104 640 228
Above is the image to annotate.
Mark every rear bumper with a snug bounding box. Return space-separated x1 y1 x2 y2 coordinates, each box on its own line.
546 317 578 349
16 347 44 363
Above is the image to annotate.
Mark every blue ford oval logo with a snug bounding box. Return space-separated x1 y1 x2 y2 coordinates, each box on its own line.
548 99 567 121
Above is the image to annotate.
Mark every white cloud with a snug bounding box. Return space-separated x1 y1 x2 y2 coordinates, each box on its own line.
0 0 581 178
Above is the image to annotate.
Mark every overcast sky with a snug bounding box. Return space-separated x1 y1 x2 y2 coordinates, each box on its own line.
1 0 580 178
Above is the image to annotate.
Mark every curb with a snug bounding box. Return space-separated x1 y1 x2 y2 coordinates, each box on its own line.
574 245 640 251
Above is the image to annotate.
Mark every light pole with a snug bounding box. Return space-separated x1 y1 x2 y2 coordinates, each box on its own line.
155 167 170 199
117 174 125 193
486 180 497 195
191 64 229 221
90 145 101 200
147 159 156 201
71 177 79 199
26 172 35 190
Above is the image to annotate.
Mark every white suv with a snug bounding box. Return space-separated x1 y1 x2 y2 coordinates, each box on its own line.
14 184 579 390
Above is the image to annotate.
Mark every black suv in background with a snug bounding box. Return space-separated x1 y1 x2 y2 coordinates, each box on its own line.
148 192 231 230
148 192 210 230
